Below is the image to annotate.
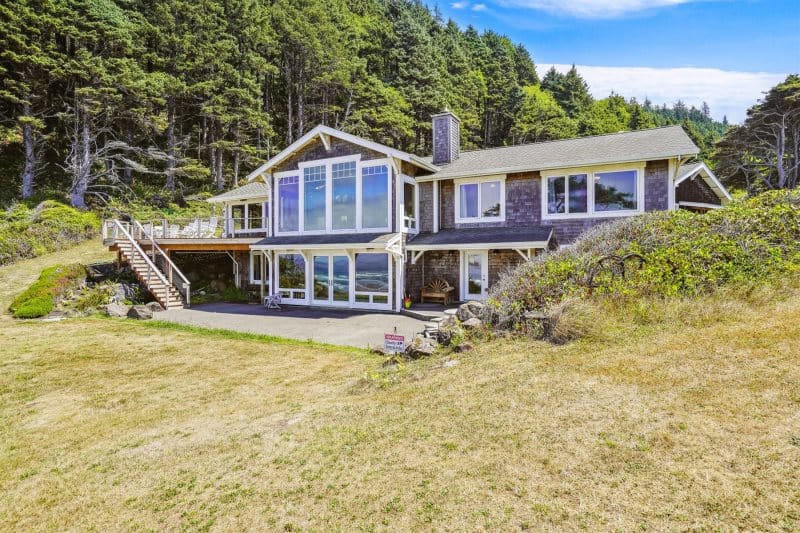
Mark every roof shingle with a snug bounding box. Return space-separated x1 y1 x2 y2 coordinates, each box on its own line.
419 126 698 180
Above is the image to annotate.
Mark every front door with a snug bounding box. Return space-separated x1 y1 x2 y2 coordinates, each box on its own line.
463 250 488 300
312 254 350 305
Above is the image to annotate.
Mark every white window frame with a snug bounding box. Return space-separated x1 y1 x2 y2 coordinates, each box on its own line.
273 155 393 235
541 163 645 220
402 175 419 234
248 252 271 291
454 175 506 224
276 252 308 304
351 252 393 310
275 174 301 233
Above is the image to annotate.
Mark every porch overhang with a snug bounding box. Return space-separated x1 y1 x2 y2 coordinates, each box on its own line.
405 226 553 251
144 238 261 252
250 232 397 251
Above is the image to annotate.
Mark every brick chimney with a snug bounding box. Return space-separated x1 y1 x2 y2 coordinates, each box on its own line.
431 109 460 165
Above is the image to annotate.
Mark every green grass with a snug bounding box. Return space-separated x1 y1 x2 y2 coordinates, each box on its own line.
8 263 86 318
0 245 798 530
0 201 100 266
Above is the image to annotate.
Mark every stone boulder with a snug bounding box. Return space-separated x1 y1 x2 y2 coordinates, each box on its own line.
145 301 164 313
461 317 483 330
456 300 486 322
454 341 474 353
104 303 131 318
127 305 153 320
405 334 438 359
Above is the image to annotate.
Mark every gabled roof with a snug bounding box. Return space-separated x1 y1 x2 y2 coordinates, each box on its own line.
207 181 270 203
246 125 438 181
418 126 699 181
675 162 732 203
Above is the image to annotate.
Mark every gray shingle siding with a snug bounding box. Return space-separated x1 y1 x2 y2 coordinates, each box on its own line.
676 176 722 205
644 160 669 211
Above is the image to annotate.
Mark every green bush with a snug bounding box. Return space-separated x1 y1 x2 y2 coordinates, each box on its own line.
74 285 114 311
9 263 87 318
488 190 800 331
221 286 248 303
0 201 99 265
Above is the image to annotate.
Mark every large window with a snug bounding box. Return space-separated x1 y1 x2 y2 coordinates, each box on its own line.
303 165 326 231
332 161 357 230
547 174 588 215
278 176 299 232
275 159 392 234
543 167 641 218
456 177 504 222
361 165 389 229
248 203 264 229
594 170 637 211
278 253 306 301
354 253 390 305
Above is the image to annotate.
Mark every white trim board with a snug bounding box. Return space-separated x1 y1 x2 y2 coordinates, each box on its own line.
246 124 438 181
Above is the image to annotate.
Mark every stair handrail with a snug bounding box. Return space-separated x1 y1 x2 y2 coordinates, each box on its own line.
111 219 174 308
132 220 191 307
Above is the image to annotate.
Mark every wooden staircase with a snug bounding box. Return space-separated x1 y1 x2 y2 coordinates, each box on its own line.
115 240 185 309
103 219 190 310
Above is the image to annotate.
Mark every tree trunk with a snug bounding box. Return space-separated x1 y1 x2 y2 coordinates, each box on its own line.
209 135 217 188
298 74 304 136
20 103 36 199
70 109 91 209
233 122 240 187
216 148 224 191
165 98 176 195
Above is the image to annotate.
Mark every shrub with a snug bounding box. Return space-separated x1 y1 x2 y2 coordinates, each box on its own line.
488 190 800 334
221 286 249 303
9 263 87 318
0 201 99 266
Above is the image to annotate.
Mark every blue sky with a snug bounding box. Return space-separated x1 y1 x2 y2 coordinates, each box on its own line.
437 0 800 122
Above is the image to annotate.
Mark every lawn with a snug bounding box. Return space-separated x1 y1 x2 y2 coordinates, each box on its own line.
0 248 798 530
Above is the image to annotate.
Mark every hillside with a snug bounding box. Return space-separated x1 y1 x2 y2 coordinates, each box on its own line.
0 244 798 529
0 0 727 207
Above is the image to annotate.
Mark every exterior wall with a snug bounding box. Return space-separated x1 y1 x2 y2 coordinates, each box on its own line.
644 159 669 211
418 181 434 233
488 250 524 287
405 250 461 302
676 176 722 205
432 113 460 165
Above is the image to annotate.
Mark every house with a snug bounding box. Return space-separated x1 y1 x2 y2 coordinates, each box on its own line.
102 111 731 312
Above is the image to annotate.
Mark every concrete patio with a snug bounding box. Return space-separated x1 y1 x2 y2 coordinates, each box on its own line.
155 303 428 349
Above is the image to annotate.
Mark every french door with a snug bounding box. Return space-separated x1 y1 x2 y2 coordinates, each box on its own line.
312 254 350 306
462 250 488 300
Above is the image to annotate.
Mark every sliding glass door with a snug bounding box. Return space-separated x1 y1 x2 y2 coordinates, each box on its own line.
312 254 350 306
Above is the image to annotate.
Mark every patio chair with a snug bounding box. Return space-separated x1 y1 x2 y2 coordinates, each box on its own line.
264 293 282 310
201 216 218 237
180 220 200 237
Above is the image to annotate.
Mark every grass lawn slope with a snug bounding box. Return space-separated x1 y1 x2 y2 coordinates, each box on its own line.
1 250 799 529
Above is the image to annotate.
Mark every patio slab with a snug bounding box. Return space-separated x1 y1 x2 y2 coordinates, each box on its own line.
156 303 427 349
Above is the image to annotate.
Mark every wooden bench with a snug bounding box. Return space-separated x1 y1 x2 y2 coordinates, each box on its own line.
420 278 455 305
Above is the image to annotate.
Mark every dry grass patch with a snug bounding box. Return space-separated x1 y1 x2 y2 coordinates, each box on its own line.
1 250 799 530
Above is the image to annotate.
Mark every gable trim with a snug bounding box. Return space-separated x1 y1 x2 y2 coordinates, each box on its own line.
675 162 732 203
246 125 437 181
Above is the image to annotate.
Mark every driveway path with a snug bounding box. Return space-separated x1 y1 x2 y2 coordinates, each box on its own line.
157 303 426 349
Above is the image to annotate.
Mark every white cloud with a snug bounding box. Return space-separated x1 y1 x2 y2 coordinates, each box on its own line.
451 1 469 9
540 64 786 123
499 0 690 18
472 3 489 11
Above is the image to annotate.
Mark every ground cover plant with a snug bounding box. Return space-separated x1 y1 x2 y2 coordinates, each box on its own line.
488 189 800 336
0 201 99 266
8 263 86 318
0 243 799 529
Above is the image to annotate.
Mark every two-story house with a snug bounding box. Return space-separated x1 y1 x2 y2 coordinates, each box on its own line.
103 111 730 312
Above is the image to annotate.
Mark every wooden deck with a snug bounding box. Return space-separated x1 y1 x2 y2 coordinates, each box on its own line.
137 238 260 252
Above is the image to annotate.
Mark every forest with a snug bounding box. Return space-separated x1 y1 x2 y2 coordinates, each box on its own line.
0 0 734 208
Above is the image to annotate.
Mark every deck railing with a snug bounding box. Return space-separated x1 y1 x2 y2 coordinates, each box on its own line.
132 221 192 307
131 217 269 239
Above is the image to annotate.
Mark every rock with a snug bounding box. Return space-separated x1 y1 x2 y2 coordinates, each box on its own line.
456 306 475 322
442 359 460 368
461 317 483 330
127 305 153 320
145 301 164 313
454 341 474 353
405 335 438 359
104 303 131 318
